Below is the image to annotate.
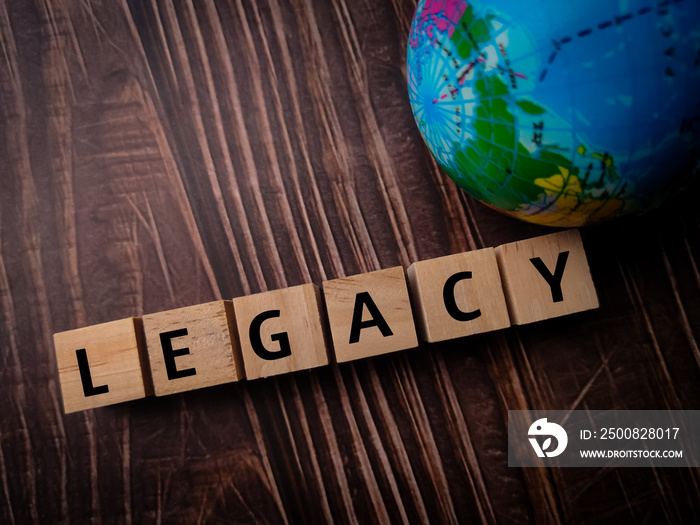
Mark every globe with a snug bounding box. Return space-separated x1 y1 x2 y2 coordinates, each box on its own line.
407 0 700 226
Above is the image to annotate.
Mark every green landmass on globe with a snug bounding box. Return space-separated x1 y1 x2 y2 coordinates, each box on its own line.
408 0 700 226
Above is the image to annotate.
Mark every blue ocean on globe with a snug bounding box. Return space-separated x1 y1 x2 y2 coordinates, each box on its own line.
407 0 700 226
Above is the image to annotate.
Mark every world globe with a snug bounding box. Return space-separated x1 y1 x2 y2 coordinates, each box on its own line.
407 0 700 226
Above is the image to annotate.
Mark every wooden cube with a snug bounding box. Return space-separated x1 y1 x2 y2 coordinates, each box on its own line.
495 230 599 325
54 318 151 413
407 248 511 342
142 301 245 396
232 284 329 380
323 266 418 363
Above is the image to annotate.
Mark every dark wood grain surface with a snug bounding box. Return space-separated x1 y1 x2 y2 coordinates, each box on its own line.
1 0 699 523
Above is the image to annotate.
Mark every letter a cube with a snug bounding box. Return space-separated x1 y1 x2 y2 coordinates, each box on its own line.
323 267 418 363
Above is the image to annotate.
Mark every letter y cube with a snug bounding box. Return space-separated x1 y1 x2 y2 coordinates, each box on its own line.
495 230 599 324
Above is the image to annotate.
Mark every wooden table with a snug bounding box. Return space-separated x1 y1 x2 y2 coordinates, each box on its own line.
1 0 698 522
